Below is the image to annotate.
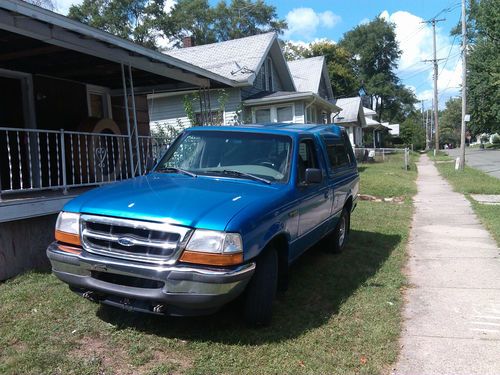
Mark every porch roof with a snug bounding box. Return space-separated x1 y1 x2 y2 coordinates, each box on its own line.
0 0 225 90
242 91 340 111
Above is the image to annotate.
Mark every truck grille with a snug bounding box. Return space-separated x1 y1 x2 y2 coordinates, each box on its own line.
81 214 192 264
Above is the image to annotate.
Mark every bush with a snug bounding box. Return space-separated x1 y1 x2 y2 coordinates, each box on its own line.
490 133 500 144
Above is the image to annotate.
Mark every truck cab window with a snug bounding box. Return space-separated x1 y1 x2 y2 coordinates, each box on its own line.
298 139 318 183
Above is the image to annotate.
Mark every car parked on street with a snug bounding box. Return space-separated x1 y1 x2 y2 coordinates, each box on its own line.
47 124 359 325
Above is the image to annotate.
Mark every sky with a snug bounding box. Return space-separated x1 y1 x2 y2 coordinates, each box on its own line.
53 0 463 110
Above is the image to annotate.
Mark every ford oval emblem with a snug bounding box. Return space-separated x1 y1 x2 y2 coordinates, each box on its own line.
117 236 135 247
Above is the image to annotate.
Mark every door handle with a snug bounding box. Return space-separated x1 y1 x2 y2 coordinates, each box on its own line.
288 210 298 218
324 191 330 199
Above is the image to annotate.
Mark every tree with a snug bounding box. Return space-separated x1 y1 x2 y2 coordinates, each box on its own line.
68 0 287 49
285 40 359 97
212 0 286 42
69 0 162 49
439 97 461 145
22 0 55 11
463 0 500 135
400 113 426 150
339 17 417 122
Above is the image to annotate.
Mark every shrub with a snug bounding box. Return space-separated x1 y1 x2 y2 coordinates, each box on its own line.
490 133 500 144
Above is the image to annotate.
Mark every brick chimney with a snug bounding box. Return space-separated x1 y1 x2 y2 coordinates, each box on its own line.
182 36 194 48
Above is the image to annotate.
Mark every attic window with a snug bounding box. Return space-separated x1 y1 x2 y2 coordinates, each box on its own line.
262 57 274 92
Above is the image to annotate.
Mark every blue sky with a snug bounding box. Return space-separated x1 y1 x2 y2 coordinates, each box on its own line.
55 0 463 109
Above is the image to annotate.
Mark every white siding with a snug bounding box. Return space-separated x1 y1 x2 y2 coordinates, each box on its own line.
148 88 242 130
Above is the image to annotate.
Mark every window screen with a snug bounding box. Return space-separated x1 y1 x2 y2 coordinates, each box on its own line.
277 106 293 122
255 108 271 123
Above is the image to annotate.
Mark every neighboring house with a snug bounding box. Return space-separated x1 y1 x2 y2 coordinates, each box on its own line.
0 0 221 279
333 97 365 147
387 124 400 137
148 33 339 129
362 107 389 148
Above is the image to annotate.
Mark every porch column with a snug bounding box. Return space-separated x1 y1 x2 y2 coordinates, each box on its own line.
120 63 134 177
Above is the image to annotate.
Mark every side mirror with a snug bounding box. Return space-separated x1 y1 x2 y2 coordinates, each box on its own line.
304 168 322 184
145 157 156 174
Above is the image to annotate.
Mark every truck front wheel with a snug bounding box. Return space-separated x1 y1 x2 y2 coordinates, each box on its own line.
244 247 278 327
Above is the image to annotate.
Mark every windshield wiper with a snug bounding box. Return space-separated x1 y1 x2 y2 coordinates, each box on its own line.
156 167 197 177
206 169 271 184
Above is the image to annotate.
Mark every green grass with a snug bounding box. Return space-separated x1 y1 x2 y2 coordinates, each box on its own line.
0 157 418 375
430 152 500 246
427 150 453 162
358 152 418 198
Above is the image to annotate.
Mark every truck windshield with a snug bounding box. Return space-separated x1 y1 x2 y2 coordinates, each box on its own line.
156 131 292 183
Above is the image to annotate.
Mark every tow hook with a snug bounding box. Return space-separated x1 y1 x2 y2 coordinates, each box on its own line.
153 304 166 313
82 291 98 302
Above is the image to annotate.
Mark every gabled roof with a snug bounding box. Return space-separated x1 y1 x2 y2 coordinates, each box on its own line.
287 56 333 98
166 32 295 90
363 107 377 116
242 91 340 111
334 97 362 124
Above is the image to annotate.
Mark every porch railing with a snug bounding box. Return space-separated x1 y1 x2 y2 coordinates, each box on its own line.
0 127 175 198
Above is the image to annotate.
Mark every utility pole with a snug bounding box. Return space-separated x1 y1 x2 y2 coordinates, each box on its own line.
459 0 467 170
422 18 446 151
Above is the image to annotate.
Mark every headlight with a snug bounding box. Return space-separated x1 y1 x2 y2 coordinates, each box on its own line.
55 211 81 246
180 229 243 266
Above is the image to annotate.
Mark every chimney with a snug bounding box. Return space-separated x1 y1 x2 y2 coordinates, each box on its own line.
182 36 194 48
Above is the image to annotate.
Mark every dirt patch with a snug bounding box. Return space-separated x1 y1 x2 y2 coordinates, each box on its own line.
71 336 192 375
358 194 405 204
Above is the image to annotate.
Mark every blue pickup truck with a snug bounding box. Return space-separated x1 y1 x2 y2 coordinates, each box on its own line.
47 124 359 325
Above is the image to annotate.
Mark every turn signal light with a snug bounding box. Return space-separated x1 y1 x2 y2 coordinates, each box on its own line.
55 230 81 246
179 250 243 266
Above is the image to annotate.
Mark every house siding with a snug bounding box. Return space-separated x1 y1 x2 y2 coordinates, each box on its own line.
241 57 284 100
318 74 329 99
148 88 242 130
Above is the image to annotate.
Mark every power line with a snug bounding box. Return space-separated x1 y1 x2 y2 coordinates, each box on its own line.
421 17 446 150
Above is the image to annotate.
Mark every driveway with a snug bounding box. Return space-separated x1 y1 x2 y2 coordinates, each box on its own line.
446 148 500 179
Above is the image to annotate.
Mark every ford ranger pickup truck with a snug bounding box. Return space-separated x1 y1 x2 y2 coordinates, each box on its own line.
47 124 359 326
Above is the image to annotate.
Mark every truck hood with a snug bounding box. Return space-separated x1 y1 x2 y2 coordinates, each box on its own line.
64 173 286 231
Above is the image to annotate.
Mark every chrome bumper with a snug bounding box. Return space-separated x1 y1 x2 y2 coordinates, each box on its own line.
47 242 255 315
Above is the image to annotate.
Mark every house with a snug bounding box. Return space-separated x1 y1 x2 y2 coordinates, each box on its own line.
147 33 340 129
0 0 222 279
332 97 365 147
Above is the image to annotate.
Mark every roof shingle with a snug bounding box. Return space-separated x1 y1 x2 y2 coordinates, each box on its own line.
165 33 276 84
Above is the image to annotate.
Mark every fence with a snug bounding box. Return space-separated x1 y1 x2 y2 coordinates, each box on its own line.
354 147 411 169
0 127 176 197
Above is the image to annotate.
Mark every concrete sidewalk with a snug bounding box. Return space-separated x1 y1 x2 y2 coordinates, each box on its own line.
394 154 500 375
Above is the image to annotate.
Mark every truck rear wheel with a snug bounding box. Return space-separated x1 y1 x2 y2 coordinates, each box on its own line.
244 247 278 327
329 208 350 253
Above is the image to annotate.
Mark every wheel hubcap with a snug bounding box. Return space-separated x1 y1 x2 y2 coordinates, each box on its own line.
338 217 346 247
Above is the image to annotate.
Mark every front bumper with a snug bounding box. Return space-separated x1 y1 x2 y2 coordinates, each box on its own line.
47 242 255 316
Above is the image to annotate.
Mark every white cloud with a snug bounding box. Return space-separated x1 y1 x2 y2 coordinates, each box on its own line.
380 10 462 108
284 8 341 41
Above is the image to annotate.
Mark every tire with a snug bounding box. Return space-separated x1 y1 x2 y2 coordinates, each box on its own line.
329 208 350 253
244 248 278 327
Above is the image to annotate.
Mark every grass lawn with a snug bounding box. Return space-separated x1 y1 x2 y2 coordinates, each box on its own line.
0 155 417 375
430 151 500 246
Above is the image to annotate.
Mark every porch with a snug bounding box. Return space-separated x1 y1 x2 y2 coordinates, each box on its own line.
0 0 220 222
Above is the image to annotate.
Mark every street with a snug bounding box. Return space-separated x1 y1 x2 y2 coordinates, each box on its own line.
446 148 500 179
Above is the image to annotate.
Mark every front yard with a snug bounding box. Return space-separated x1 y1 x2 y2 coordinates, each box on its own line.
0 154 417 375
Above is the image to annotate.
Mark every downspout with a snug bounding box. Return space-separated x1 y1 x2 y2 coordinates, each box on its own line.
304 96 316 124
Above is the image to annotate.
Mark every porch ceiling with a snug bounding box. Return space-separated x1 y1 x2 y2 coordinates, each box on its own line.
0 30 185 89
0 1 228 91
